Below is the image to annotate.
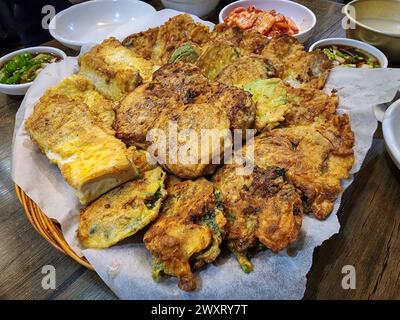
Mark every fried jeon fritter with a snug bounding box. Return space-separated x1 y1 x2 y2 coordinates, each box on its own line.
25 94 140 205
78 167 166 248
152 102 231 179
123 14 210 65
245 116 354 219
212 165 302 272
283 86 339 127
45 74 116 134
114 82 176 148
211 25 332 89
169 43 201 64
281 50 332 90
144 178 227 291
122 27 159 61
215 55 277 88
79 37 154 100
244 78 290 131
152 62 255 131
196 40 240 81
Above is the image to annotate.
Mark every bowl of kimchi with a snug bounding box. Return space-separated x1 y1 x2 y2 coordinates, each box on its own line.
219 0 316 43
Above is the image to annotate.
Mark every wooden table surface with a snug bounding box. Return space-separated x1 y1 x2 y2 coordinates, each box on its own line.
1 0 399 300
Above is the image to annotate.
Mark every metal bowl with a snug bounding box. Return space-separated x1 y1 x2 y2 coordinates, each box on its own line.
344 0 400 64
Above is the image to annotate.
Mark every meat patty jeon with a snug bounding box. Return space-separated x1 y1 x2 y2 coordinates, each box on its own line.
114 62 255 178
123 14 211 65
243 116 354 220
151 102 231 179
78 167 166 249
151 62 255 131
144 178 227 291
212 165 302 272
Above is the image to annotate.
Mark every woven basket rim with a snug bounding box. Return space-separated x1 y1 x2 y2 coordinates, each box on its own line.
15 184 93 270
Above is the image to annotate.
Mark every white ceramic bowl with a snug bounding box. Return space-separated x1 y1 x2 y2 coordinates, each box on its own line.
219 0 316 43
49 0 156 50
0 47 66 96
383 99 400 170
309 38 389 68
161 0 220 18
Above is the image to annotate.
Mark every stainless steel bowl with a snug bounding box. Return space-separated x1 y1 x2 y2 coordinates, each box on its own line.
344 0 400 63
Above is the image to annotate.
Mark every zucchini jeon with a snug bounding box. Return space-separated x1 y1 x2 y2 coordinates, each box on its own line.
25 92 140 206
79 37 154 101
212 165 302 273
78 167 166 249
144 178 227 291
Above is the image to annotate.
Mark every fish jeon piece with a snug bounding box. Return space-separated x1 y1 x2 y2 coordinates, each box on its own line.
244 78 290 131
215 55 277 89
44 74 116 134
144 178 227 291
25 94 140 205
196 40 240 81
248 117 354 219
123 14 211 65
212 165 302 272
79 37 154 100
78 167 167 249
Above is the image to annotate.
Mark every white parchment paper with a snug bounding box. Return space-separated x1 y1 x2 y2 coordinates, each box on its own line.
11 11 400 298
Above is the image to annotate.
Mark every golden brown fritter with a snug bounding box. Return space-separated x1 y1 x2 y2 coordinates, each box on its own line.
151 102 231 179
41 74 116 135
123 14 211 65
25 94 139 205
144 178 227 291
122 27 159 61
114 82 176 148
244 116 354 219
211 25 332 89
215 55 277 88
196 40 240 80
212 165 302 272
152 62 255 131
79 37 154 100
78 167 167 248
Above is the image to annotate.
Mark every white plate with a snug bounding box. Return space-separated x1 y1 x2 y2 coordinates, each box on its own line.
219 0 316 43
0 47 67 96
383 99 400 170
49 0 156 50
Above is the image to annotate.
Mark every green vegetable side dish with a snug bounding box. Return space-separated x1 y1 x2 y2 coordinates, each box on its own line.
0 52 62 85
319 45 380 68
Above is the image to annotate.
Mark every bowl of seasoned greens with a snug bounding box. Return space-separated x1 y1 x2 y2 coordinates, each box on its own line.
309 38 388 68
0 46 66 95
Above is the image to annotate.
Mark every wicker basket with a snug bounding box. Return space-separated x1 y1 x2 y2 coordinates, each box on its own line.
15 184 93 270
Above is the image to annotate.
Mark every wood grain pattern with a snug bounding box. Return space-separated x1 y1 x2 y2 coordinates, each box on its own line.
1 0 399 300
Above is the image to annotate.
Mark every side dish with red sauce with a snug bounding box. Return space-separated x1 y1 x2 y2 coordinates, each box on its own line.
224 6 299 38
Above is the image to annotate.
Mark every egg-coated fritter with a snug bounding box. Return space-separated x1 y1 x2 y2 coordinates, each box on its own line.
144 178 227 291
78 167 167 248
213 165 303 272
